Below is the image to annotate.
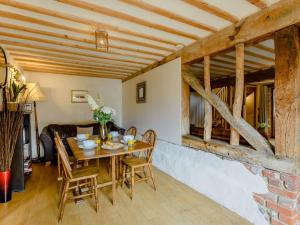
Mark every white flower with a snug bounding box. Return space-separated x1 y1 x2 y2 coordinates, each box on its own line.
101 106 116 116
86 94 99 110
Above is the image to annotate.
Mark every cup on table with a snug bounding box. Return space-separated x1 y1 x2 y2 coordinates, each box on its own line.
82 140 96 148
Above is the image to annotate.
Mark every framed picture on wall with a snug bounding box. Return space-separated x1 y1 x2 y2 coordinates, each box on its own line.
71 90 89 103
23 103 32 113
136 81 146 103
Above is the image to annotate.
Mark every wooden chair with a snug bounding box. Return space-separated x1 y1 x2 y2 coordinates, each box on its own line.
54 133 99 221
125 126 137 138
121 129 157 199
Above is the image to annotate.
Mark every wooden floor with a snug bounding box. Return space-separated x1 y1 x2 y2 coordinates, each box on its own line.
0 163 251 225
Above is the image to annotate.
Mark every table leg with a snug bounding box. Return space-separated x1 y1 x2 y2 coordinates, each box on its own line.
111 155 116 205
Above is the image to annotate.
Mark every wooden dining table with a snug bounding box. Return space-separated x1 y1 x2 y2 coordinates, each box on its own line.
67 136 152 205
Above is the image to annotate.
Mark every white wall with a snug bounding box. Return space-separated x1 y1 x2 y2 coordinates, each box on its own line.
122 58 182 144
24 72 122 157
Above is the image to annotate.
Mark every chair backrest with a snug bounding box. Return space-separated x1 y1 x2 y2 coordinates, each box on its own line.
125 126 137 138
142 129 157 163
54 132 73 179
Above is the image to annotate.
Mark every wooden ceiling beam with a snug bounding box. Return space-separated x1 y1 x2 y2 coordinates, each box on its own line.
0 12 174 52
244 50 274 62
212 58 258 70
254 43 275 53
0 31 159 61
2 43 147 66
221 54 270 67
120 0 216 32
19 62 128 77
21 66 124 79
182 0 239 23
0 22 167 57
7 49 142 70
57 0 210 38
247 0 268 9
0 1 179 46
181 0 300 64
13 56 135 74
10 53 138 72
211 67 274 88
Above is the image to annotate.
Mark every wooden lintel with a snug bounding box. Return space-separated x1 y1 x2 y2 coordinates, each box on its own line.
182 135 300 175
181 0 300 64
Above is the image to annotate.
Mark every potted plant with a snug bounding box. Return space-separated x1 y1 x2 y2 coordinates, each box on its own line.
86 94 116 141
0 63 27 203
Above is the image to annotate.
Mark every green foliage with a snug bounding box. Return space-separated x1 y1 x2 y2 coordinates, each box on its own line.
93 108 114 125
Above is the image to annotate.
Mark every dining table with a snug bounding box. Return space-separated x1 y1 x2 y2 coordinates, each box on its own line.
67 136 153 205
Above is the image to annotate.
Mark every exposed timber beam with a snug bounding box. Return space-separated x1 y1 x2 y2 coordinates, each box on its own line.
247 0 268 9
0 1 178 46
181 0 300 64
230 43 245 145
0 22 167 57
203 56 212 140
211 67 274 88
0 40 149 65
182 0 239 23
56 0 205 39
274 25 300 158
120 0 216 31
182 69 273 154
0 31 159 61
254 43 274 53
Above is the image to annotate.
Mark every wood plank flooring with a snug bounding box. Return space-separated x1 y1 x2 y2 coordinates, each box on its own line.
0 163 251 225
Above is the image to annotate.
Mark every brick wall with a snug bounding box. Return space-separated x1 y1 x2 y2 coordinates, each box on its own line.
249 166 300 225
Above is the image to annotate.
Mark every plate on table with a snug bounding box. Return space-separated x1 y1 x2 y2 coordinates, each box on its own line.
102 143 124 150
79 144 97 150
74 137 87 141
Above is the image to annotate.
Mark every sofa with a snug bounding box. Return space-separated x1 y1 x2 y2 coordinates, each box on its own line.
40 121 125 163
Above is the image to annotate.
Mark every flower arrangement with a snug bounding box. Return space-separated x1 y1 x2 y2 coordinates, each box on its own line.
86 94 116 125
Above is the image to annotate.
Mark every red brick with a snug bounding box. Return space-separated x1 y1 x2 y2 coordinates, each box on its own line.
253 193 265 205
278 196 297 210
263 169 280 179
269 178 283 188
271 218 285 225
267 200 298 217
279 213 300 225
269 185 298 199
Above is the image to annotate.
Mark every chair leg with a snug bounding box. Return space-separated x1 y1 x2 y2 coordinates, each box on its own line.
121 164 126 188
93 177 99 213
148 165 156 191
143 166 147 182
58 179 65 208
130 167 135 200
58 181 69 221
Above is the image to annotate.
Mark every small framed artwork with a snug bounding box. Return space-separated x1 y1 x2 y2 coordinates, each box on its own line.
71 90 89 103
23 103 32 113
136 81 146 103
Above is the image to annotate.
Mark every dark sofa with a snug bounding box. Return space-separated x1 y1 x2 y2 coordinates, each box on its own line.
40 121 125 163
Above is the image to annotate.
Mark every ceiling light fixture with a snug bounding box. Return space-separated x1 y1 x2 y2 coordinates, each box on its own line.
95 30 109 51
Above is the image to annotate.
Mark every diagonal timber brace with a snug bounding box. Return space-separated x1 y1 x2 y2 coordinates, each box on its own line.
182 70 274 155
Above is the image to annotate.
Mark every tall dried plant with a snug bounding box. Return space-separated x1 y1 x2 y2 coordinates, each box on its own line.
0 64 27 172
0 100 24 171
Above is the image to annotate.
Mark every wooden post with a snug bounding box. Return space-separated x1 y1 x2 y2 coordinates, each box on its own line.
230 43 244 145
181 75 190 135
204 56 212 140
274 25 300 158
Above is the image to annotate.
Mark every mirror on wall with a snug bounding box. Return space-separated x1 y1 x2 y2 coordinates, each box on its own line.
0 46 8 87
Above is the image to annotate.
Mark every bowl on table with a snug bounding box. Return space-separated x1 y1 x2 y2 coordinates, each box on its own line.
79 140 97 150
